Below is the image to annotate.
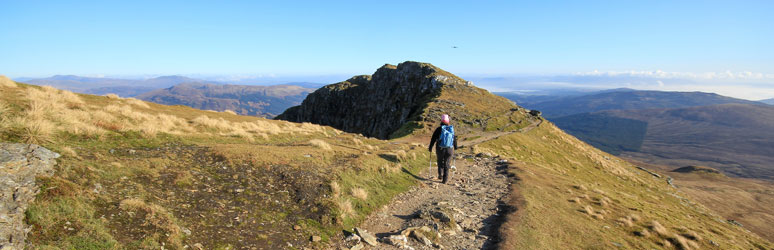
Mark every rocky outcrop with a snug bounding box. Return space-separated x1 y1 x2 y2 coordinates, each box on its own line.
276 61 473 139
0 143 59 250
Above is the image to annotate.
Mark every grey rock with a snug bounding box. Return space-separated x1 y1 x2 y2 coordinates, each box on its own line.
344 234 361 243
349 243 364 250
355 227 378 246
385 234 407 247
0 143 59 250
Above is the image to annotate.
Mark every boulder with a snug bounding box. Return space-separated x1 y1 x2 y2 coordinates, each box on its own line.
0 143 59 250
355 227 378 246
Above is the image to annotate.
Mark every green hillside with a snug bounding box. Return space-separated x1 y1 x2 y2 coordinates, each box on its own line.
0 80 430 249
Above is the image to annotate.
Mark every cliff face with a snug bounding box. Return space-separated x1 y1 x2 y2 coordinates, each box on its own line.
276 61 479 139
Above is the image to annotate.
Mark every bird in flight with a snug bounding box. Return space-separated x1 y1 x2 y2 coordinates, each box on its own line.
452 46 458 49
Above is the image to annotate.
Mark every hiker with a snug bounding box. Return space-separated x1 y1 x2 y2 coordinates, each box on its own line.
428 114 458 184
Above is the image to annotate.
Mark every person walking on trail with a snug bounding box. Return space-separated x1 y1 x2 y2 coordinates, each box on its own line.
428 114 458 184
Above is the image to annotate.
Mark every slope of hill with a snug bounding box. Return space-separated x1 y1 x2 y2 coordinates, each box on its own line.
479 121 771 249
554 103 774 180
0 79 431 249
19 75 213 97
519 89 759 118
136 83 313 117
2 70 770 249
627 160 774 242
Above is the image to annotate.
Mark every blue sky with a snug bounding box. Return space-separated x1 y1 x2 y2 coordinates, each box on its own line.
1 1 773 98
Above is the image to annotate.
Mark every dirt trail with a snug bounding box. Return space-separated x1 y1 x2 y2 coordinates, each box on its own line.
333 120 540 250
460 118 543 147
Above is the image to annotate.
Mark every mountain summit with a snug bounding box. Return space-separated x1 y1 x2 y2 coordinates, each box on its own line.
277 61 527 139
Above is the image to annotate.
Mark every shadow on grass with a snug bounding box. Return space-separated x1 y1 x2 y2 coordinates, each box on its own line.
401 167 427 181
378 153 400 163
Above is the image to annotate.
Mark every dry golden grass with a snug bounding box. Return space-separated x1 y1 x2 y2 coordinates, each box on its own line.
0 75 17 88
0 85 328 143
616 216 634 227
309 139 332 151
331 181 341 198
650 220 669 236
118 198 183 247
337 199 355 219
581 205 594 215
351 187 368 200
223 110 237 115
59 146 79 159
20 118 55 144
125 98 150 108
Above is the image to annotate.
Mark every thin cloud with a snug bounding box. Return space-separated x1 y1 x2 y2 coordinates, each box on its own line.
575 70 774 81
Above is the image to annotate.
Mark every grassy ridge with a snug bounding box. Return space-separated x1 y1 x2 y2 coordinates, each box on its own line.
478 122 771 249
1 81 431 249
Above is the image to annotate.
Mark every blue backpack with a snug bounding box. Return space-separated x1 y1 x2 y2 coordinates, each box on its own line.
439 125 454 148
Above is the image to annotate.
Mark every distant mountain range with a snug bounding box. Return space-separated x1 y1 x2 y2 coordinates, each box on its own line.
759 98 774 105
496 89 774 180
509 89 761 118
555 103 774 180
18 75 215 97
16 75 323 117
137 83 313 117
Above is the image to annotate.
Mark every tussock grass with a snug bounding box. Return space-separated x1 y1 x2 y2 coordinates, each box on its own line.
331 181 341 198
337 199 355 219
650 220 669 236
125 98 150 108
60 146 79 159
119 198 183 248
0 75 17 88
484 123 772 249
104 93 120 99
0 84 326 143
309 139 332 150
20 118 55 144
351 187 368 200
223 110 237 115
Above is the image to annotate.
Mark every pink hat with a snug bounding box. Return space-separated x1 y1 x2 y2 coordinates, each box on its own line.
441 114 450 124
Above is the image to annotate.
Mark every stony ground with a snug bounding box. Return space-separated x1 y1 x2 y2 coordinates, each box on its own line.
328 119 540 250
332 151 514 250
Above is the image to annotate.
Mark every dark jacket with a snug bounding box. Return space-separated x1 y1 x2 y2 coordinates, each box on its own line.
428 125 458 151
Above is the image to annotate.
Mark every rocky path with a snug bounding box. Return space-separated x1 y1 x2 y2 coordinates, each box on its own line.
331 119 541 250
334 152 514 250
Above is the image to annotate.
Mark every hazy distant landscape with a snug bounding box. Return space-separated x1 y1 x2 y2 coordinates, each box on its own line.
16 75 319 117
137 83 313 117
497 90 774 180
